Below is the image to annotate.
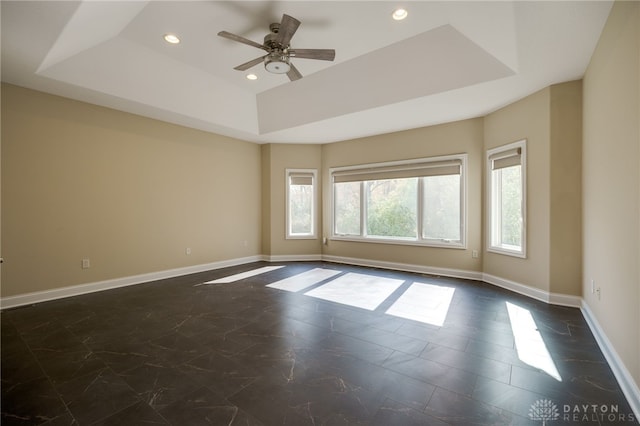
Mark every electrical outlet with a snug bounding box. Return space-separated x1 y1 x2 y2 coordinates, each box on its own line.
472 250 479 259
185 247 191 255
82 258 90 269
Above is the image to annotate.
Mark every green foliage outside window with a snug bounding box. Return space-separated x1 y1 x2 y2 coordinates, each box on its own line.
498 166 522 247
366 179 417 238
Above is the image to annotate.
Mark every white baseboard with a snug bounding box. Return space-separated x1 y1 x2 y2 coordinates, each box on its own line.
0 254 582 312
0 255 263 310
2 254 581 310
263 254 323 262
321 254 484 281
482 273 582 308
581 301 640 421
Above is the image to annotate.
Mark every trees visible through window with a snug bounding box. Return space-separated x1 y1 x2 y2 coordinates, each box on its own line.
487 141 526 257
367 178 418 239
331 155 466 247
286 169 317 239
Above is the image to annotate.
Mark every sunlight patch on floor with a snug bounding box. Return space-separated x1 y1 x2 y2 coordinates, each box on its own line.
506 302 562 381
386 282 455 326
304 272 404 311
200 266 285 284
267 268 342 292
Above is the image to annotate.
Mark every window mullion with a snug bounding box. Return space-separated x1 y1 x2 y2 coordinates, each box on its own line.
417 177 424 241
360 181 367 237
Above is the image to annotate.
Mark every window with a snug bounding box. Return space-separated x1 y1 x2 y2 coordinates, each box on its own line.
286 169 317 239
487 140 526 257
331 155 466 248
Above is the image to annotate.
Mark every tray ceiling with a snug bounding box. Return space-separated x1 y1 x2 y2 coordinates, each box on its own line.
1 1 612 143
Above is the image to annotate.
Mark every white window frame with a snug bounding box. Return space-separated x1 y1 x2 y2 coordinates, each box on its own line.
486 140 527 258
330 154 467 249
286 169 318 240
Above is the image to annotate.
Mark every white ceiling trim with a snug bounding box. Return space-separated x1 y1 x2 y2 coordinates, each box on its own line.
257 24 515 134
37 1 148 73
1 1 613 144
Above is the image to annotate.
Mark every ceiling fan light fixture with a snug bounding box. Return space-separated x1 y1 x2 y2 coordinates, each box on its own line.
264 53 291 74
392 8 408 21
163 33 180 44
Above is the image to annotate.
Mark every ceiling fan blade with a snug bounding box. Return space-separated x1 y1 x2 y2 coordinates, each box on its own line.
234 56 266 71
276 14 300 46
289 49 335 61
218 31 266 51
286 63 303 81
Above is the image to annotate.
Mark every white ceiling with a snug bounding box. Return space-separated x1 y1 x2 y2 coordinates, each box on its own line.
1 1 612 144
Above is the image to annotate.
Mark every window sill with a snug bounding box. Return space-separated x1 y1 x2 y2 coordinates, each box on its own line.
286 235 318 240
487 246 526 258
331 235 465 249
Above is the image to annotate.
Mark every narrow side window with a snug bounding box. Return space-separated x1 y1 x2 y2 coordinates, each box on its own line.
286 169 317 239
487 141 526 257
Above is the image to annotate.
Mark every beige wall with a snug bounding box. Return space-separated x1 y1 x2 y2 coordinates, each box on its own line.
483 82 583 296
321 119 484 272
261 144 272 256
1 84 262 297
583 0 639 384
262 143 323 257
483 87 552 292
0 83 585 301
550 81 583 296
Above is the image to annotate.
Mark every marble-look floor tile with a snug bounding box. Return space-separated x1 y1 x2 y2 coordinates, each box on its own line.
159 386 262 426
200 266 284 284
148 332 211 366
425 386 516 425
93 400 169 425
118 362 201 411
421 343 512 384
1 376 70 425
383 350 478 396
55 368 140 425
386 281 456 326
178 351 259 397
304 272 404 311
371 398 449 426
267 268 342 292
32 346 107 385
2 261 636 425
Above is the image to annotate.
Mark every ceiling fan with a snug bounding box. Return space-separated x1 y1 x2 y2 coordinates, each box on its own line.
218 14 335 81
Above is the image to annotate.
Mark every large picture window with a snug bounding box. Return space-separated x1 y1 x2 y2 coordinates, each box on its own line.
331 155 466 248
286 169 317 239
487 141 526 257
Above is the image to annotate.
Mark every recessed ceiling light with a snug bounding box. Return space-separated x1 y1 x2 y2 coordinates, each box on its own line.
392 8 408 21
246 74 258 80
163 33 180 44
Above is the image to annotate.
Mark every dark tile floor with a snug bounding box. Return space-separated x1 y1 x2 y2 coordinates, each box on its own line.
1 261 637 425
